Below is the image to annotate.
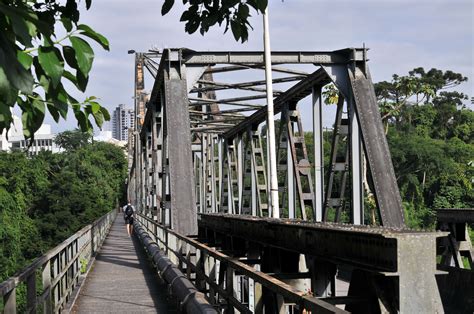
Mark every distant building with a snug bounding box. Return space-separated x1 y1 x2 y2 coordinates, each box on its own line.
112 104 134 141
94 130 127 148
0 115 60 154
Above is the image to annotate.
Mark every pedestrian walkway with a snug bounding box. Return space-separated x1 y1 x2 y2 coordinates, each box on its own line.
73 216 177 313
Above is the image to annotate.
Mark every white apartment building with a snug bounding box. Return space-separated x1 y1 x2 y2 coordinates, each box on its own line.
112 104 134 141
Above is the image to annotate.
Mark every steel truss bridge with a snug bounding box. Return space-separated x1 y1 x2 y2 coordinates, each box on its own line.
126 48 473 313
1 48 472 314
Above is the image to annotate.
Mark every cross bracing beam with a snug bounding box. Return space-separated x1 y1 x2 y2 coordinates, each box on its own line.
189 108 255 115
223 68 330 139
189 94 268 106
203 64 311 77
191 118 246 125
191 79 284 94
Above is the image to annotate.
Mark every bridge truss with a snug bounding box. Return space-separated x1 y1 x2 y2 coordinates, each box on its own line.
127 48 452 313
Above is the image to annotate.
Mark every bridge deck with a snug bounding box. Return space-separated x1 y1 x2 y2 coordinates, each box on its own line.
73 216 177 313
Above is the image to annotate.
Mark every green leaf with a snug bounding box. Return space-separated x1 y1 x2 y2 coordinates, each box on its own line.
0 3 50 35
86 0 92 10
63 70 77 84
0 35 34 94
180 10 191 21
61 17 73 32
77 24 109 51
21 97 45 138
46 83 70 120
100 106 110 121
89 101 100 114
92 111 104 127
0 68 17 105
257 0 268 12
237 3 250 19
230 20 241 41
38 45 64 88
17 51 33 70
74 109 91 132
185 19 200 34
0 101 13 133
76 70 89 92
162 0 175 15
70 36 94 76
47 103 60 122
63 45 79 69
10 14 32 47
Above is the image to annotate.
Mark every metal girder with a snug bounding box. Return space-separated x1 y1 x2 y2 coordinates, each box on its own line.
181 49 366 65
198 213 443 273
191 79 284 94
436 208 474 223
189 94 268 106
204 64 309 76
191 75 306 94
164 77 198 235
347 66 405 228
199 213 447 313
222 68 330 139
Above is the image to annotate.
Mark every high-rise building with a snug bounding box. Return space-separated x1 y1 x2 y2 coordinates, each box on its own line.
112 104 134 141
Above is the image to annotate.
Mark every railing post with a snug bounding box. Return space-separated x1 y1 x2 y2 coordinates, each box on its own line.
26 273 37 312
42 261 52 313
4 288 17 314
226 265 235 313
52 257 59 309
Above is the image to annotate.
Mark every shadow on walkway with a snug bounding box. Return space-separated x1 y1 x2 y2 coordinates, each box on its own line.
73 216 177 313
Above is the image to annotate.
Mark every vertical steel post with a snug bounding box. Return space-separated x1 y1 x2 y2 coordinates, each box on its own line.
349 98 364 225
287 137 295 219
237 135 243 214
312 86 324 222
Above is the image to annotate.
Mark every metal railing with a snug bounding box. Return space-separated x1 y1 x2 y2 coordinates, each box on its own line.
0 210 116 313
136 214 346 313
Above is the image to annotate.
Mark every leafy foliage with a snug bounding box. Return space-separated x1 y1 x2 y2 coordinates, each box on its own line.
0 0 110 139
161 0 268 42
54 129 92 150
377 68 473 228
0 135 127 281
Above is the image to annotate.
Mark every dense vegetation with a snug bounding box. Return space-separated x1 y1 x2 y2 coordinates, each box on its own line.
376 68 473 228
0 131 127 282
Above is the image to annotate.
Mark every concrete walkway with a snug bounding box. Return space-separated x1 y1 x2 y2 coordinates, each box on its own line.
73 216 177 313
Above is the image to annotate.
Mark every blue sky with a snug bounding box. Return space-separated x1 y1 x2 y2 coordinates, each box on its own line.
45 0 473 132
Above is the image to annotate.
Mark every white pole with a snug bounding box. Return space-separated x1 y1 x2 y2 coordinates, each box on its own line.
263 8 280 218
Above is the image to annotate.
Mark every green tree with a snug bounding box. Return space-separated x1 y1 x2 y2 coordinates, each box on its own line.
54 129 92 150
0 139 127 279
374 68 467 133
0 0 110 138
